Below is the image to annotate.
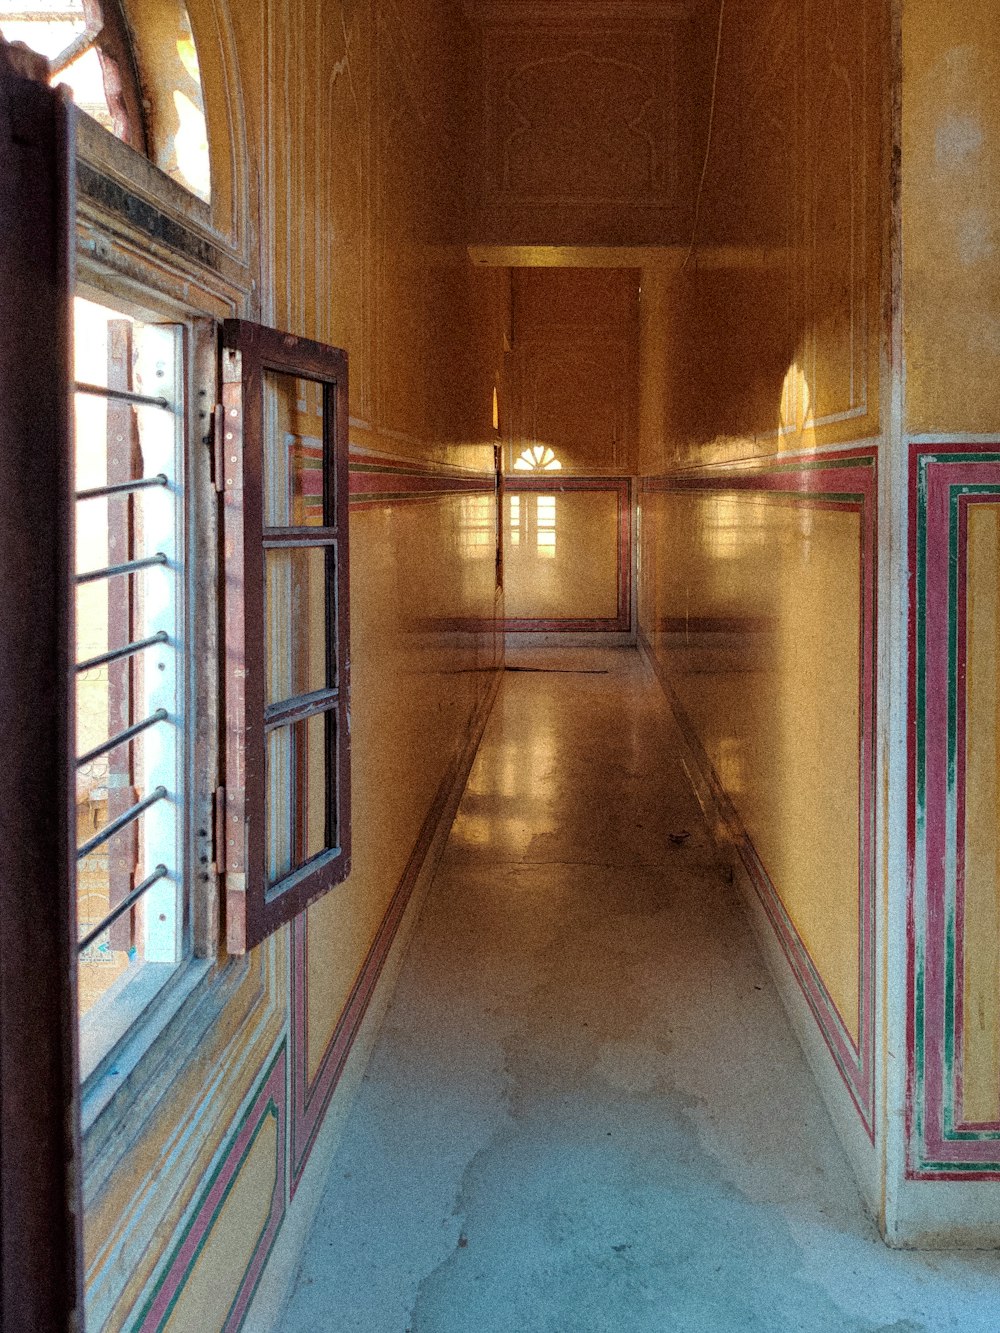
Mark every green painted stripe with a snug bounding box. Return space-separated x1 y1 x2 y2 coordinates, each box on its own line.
131 1045 285 1333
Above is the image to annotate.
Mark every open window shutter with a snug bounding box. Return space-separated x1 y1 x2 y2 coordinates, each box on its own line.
221 320 351 954
0 39 84 1331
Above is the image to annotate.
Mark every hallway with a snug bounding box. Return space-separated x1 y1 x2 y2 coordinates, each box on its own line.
276 650 1000 1333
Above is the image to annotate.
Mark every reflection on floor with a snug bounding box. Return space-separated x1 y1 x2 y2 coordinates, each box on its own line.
277 648 1000 1332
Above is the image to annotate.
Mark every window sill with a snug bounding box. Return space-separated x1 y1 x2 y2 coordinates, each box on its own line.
81 948 253 1202
80 957 213 1134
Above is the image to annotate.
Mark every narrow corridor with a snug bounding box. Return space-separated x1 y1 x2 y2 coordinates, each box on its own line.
277 650 1000 1333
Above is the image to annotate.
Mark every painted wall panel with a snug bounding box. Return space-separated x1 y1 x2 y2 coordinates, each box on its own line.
162 1112 278 1331
304 487 499 1084
468 0 700 247
505 489 620 623
641 452 876 1135
895 0 1000 1231
636 0 884 1186
157 1055 284 1332
131 1045 286 1333
645 490 864 1040
962 504 1000 1130
906 447 1000 1179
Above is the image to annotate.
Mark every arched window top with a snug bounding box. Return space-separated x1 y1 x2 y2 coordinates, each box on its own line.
0 0 211 202
0 1 146 147
514 444 562 473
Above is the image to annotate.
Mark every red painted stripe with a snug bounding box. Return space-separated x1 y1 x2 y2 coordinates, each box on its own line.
908 447 1000 1174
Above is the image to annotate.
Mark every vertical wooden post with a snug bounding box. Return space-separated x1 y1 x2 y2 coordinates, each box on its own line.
0 39 84 1332
106 320 141 950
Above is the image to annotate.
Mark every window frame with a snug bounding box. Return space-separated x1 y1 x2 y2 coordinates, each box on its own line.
59 0 240 1144
220 319 352 954
73 289 224 1113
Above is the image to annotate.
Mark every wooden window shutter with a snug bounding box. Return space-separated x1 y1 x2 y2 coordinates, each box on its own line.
0 38 84 1331
220 320 352 953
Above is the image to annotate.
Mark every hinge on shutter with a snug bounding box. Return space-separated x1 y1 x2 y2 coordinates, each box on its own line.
212 403 225 493
213 784 226 872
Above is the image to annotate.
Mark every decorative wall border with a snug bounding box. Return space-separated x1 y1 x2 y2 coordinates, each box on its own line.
641 447 877 1138
481 13 681 211
907 443 1000 1179
348 448 497 510
132 1043 287 1332
289 669 502 1191
503 475 632 633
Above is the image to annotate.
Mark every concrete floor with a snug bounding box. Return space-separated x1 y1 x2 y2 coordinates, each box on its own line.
276 648 1000 1332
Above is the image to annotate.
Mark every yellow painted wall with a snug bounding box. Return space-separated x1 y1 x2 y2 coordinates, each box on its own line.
501 269 635 632
83 2 508 1328
638 0 884 1076
900 0 1000 1183
642 489 864 1040
902 0 1000 434
504 489 621 623
465 1 706 248
505 268 638 476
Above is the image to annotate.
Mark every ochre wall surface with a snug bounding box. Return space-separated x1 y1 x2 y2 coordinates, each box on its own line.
501 269 636 635
638 0 884 1152
465 0 705 248
901 0 1000 1194
902 0 1000 435
504 488 621 623
505 268 638 476
83 2 507 1328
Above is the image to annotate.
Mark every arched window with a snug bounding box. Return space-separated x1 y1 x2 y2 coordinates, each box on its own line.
514 443 563 472
0 0 210 200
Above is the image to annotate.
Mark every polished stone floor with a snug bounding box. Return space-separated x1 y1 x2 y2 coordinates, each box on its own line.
276 648 1000 1332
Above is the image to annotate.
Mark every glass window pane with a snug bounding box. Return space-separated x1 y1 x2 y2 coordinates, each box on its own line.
266 712 332 887
263 370 325 528
265 547 332 704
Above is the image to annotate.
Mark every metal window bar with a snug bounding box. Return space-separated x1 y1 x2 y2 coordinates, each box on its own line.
74 381 170 411
49 22 102 77
77 863 169 954
76 474 168 502
77 785 167 860
264 686 339 731
75 630 168 675
75 552 167 585
76 708 168 769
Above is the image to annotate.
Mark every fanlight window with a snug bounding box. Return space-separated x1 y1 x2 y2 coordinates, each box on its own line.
0 0 144 146
514 444 562 472
0 0 210 201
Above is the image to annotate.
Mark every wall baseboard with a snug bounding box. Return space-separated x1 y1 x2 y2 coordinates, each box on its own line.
505 631 635 649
